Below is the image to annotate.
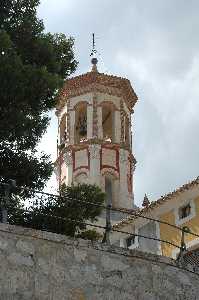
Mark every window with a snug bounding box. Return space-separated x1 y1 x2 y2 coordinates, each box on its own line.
120 228 138 249
179 203 191 219
175 199 196 226
125 235 135 248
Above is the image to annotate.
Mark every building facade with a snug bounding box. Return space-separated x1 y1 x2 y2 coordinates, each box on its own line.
111 177 199 259
55 60 138 210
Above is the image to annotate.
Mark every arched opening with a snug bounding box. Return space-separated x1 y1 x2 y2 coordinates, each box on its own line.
60 113 66 144
102 103 115 142
75 102 87 143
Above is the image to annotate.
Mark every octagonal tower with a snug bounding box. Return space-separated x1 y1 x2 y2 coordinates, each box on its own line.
55 60 138 209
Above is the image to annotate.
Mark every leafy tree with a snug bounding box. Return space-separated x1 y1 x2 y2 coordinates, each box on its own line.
0 0 77 190
9 184 105 240
76 229 102 241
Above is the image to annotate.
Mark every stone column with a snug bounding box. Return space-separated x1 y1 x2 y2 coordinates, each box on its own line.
70 110 75 144
63 150 73 186
89 144 101 186
87 105 93 139
114 110 121 143
97 106 103 139
65 113 70 144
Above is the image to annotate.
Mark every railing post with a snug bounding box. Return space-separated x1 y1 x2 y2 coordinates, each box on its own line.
177 226 190 264
102 203 112 244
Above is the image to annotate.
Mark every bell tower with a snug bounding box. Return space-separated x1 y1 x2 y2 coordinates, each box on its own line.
55 55 138 209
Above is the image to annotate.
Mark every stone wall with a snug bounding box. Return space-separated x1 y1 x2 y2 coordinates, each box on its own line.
0 223 198 300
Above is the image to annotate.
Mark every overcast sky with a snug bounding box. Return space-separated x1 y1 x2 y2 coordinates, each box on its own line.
38 0 199 206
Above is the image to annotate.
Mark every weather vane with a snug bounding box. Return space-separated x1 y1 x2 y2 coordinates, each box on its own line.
90 33 97 57
90 33 98 69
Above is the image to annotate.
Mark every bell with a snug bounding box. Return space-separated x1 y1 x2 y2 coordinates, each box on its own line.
79 123 87 136
78 115 87 136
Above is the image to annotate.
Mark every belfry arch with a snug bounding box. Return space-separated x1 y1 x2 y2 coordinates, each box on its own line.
74 102 87 143
102 102 116 143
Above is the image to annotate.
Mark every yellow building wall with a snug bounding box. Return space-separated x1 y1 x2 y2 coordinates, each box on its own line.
160 196 199 257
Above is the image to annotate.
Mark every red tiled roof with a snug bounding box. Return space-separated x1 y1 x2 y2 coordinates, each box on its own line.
113 176 199 229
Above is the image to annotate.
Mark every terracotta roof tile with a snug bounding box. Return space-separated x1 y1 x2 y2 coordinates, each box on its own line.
56 71 138 113
113 176 199 229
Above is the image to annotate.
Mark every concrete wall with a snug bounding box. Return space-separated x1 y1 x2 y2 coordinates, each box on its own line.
0 223 198 300
138 221 160 254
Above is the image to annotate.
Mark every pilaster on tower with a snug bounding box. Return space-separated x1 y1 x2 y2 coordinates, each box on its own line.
55 58 138 209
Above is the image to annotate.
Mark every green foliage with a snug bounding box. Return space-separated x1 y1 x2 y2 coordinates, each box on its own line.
76 229 102 241
9 184 105 239
0 0 77 189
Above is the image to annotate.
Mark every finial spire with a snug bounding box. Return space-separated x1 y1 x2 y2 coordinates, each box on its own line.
142 194 150 208
90 33 98 72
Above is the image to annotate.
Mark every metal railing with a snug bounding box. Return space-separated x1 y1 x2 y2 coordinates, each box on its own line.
0 180 199 274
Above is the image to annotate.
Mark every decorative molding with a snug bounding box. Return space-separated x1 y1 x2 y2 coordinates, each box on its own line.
101 168 119 180
89 144 101 159
63 151 73 166
120 149 128 164
73 147 90 172
100 145 120 174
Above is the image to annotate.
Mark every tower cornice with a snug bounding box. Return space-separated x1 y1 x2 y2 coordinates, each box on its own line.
56 71 138 115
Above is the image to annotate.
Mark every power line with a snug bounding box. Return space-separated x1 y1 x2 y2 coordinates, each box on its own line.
8 183 199 240
14 209 181 249
0 182 198 251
